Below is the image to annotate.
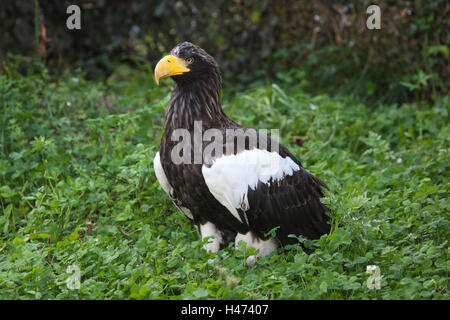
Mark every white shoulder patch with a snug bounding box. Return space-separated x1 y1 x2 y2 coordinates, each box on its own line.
153 152 174 196
201 149 300 223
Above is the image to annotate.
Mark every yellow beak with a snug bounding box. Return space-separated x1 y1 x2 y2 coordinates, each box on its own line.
154 55 190 85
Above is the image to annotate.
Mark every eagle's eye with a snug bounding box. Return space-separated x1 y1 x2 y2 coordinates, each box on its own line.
185 57 194 64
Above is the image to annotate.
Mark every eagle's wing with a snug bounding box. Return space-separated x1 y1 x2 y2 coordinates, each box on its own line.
202 148 330 245
153 152 194 220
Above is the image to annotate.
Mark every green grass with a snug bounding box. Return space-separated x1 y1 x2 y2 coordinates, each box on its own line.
0 62 448 299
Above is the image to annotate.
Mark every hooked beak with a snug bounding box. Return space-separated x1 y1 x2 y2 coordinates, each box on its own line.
154 55 190 85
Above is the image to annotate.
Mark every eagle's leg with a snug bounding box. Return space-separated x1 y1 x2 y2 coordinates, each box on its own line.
235 232 278 266
198 221 223 253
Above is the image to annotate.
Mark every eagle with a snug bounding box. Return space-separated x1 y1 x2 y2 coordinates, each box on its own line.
153 42 331 265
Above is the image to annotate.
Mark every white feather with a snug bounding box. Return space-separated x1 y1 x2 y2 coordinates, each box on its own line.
202 149 300 223
235 231 278 265
200 222 223 253
179 206 194 220
154 152 193 220
154 152 173 196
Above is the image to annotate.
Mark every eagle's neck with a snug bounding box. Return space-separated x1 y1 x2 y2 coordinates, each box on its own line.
165 77 226 130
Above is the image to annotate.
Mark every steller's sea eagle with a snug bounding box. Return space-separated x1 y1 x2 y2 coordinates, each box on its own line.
153 42 331 265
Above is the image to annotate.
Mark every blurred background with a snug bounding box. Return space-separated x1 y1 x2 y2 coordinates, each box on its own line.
1 0 448 105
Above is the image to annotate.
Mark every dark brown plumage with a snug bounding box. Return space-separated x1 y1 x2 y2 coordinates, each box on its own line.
154 42 330 260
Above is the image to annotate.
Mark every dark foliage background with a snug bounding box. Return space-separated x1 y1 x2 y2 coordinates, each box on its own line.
1 0 448 104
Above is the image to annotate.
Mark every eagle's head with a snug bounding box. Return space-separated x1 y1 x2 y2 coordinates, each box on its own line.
154 42 220 87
